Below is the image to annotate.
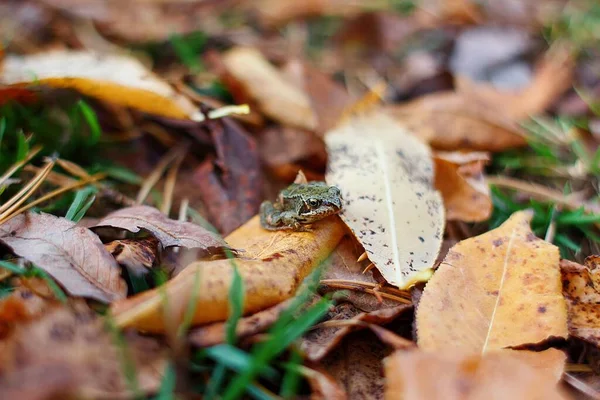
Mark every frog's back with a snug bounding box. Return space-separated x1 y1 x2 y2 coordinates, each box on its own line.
284 182 328 198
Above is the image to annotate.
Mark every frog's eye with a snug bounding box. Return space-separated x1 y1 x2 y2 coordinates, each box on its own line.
307 198 321 208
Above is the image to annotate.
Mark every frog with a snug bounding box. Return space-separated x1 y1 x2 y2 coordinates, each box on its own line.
259 178 343 231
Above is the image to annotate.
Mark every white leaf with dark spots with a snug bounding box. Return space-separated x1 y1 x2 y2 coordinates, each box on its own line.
0 212 127 303
325 112 445 288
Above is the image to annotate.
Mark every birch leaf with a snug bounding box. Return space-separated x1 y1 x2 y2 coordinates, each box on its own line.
325 111 445 289
0 212 127 303
0 50 201 120
416 211 569 352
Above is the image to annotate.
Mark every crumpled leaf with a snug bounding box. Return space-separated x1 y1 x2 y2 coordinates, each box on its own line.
110 215 346 332
193 117 263 234
189 298 293 347
221 47 318 130
301 366 347 400
433 151 492 222
416 211 568 352
0 50 201 120
301 302 413 362
93 205 228 253
104 237 159 276
561 256 600 347
384 349 568 400
0 302 166 400
325 111 445 289
0 212 127 303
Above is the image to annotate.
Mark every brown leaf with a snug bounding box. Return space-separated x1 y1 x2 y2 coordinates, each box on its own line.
193 117 262 235
561 256 600 347
433 151 492 222
301 302 412 362
0 212 127 303
384 349 569 400
0 303 166 400
110 215 346 332
105 237 160 276
416 211 568 352
301 365 347 400
94 205 228 253
189 298 293 347
221 47 318 130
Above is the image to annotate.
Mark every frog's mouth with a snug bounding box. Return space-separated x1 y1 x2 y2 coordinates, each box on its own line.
300 200 343 220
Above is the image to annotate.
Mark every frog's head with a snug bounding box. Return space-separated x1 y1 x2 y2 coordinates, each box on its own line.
299 185 343 222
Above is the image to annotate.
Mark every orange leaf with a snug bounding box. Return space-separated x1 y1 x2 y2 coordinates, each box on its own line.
110 215 345 332
416 211 568 352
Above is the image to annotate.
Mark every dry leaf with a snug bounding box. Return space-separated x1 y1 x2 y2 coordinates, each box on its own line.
325 111 445 289
416 211 568 352
301 302 412 362
94 205 228 254
301 366 347 400
0 50 201 120
0 302 165 399
221 47 318 130
434 151 492 222
561 256 600 347
189 298 293 347
384 349 568 400
105 237 159 276
0 212 127 303
110 215 345 332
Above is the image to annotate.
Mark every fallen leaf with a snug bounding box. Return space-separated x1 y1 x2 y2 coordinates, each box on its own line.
104 237 160 276
325 111 445 289
384 349 568 400
193 117 263 234
221 47 318 130
301 302 412 362
433 151 492 222
0 50 201 120
110 215 345 332
0 212 127 303
189 298 293 347
0 302 166 399
94 205 228 253
301 365 347 400
561 256 600 347
416 211 569 352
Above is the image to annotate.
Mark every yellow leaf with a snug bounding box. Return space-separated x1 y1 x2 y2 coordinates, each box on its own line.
1 50 201 120
110 215 345 332
416 211 568 352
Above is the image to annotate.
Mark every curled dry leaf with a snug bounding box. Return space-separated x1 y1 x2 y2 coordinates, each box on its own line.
301 366 348 400
94 205 229 254
0 50 201 120
301 302 413 362
221 47 318 130
104 237 159 276
416 211 568 352
384 349 568 400
0 302 166 400
433 151 492 222
0 212 127 303
325 111 445 289
110 215 345 332
189 298 293 347
561 256 600 347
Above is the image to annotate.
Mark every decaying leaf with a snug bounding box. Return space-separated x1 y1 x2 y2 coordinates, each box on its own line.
0 212 127 303
433 151 492 222
0 50 201 120
0 302 166 399
301 302 413 362
221 47 318 130
384 349 568 400
94 205 228 253
110 215 345 332
325 111 445 289
189 298 293 347
301 365 347 400
193 117 263 234
104 237 159 276
561 256 600 347
416 211 568 352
